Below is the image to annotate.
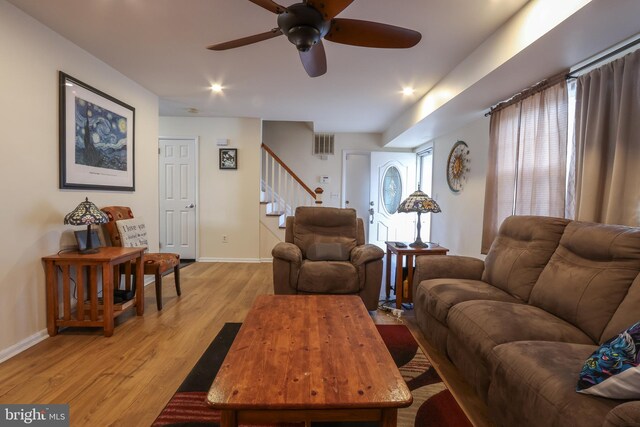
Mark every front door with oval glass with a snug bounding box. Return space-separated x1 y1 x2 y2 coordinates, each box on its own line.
369 152 417 249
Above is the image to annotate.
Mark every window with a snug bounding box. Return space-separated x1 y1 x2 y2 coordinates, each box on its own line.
417 146 434 242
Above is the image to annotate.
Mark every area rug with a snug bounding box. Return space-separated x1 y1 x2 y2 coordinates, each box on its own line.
153 323 471 427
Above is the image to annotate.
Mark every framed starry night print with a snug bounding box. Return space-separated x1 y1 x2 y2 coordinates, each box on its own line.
59 71 135 191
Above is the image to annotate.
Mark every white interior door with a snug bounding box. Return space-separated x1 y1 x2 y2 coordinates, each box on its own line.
159 138 197 260
369 152 417 249
343 152 371 242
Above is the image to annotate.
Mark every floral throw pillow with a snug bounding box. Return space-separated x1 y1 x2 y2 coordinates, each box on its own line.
576 320 640 399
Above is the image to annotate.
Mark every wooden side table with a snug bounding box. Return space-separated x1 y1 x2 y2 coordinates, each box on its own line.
42 247 145 337
385 242 449 309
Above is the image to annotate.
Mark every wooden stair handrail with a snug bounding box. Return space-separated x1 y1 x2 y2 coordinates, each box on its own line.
262 143 316 200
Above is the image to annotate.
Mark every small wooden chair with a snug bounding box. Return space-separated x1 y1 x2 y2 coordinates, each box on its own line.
101 206 181 311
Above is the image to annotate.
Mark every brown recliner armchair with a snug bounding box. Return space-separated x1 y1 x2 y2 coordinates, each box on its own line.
272 206 384 311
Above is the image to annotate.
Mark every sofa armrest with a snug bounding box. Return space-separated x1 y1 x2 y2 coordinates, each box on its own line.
272 242 302 265
604 402 640 427
414 255 485 284
350 244 384 266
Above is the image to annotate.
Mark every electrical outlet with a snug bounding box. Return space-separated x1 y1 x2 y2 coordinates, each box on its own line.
222 235 228 243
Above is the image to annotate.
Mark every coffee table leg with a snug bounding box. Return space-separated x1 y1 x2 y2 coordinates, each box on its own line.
381 408 397 427
220 410 237 427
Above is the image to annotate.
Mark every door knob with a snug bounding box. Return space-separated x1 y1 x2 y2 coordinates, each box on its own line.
185 203 195 208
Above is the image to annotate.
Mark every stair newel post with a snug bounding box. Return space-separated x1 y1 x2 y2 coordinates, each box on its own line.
314 187 323 205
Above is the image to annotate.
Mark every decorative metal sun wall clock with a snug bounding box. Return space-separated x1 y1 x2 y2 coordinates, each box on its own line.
446 140 470 193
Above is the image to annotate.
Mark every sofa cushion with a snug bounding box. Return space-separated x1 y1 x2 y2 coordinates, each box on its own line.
482 215 569 301
297 261 359 294
447 300 594 368
577 320 640 399
602 274 640 344
292 207 358 259
416 278 522 324
488 341 621 427
446 300 595 401
529 221 640 343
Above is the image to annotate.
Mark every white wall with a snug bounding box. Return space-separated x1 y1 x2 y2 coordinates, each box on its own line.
428 117 490 258
0 1 160 359
263 121 410 207
159 117 262 261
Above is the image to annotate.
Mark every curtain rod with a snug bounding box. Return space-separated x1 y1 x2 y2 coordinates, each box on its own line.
484 71 567 117
566 36 640 79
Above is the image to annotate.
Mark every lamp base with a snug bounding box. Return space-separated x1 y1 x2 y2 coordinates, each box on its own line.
79 248 100 255
409 240 429 248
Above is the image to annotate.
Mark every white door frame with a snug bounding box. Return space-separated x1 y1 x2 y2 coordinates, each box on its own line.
158 136 199 260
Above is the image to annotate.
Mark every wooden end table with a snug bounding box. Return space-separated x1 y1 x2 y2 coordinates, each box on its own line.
385 241 449 309
42 246 145 337
207 295 412 426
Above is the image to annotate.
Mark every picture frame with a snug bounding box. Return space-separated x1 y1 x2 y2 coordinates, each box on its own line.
74 229 103 252
219 148 238 170
59 71 135 191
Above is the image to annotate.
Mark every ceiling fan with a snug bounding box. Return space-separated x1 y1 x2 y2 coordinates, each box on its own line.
207 0 422 77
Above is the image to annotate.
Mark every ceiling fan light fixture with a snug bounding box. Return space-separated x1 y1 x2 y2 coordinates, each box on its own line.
287 26 321 51
210 83 223 93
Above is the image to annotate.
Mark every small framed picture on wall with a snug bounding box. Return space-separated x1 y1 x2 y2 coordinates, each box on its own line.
219 148 237 170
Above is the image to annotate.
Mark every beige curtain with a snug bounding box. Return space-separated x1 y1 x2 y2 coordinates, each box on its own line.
573 49 640 226
515 83 568 216
482 103 520 253
482 81 568 253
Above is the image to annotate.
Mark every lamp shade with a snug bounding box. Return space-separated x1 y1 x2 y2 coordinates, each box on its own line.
64 198 108 254
398 190 441 248
64 197 109 226
397 190 441 214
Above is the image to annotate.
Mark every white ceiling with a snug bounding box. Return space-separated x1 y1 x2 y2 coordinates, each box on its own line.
6 0 530 135
7 0 640 146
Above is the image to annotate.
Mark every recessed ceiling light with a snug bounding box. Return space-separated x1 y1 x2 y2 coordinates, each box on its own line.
402 87 415 96
210 83 223 93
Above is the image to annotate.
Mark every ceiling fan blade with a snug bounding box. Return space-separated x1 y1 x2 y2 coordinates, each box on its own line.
299 41 327 77
249 0 286 14
305 0 353 19
325 18 421 48
207 28 283 50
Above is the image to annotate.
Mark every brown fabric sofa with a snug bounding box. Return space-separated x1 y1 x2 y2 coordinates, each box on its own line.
272 206 384 310
413 215 640 427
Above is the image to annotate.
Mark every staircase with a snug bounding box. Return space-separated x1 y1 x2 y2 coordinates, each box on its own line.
260 143 320 244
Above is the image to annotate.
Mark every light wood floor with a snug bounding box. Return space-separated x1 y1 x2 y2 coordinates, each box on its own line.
0 262 492 427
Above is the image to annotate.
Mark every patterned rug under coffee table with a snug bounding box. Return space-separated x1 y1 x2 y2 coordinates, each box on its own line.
153 323 471 427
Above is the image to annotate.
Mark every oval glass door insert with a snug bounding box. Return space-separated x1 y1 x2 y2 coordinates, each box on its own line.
382 166 402 214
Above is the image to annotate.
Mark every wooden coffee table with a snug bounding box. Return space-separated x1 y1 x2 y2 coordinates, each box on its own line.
207 295 412 426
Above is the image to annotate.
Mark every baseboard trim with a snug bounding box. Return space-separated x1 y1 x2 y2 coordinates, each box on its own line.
0 329 49 364
198 257 261 263
1 276 156 364
260 258 273 263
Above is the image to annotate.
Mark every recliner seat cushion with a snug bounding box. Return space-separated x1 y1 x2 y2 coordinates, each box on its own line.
481 215 570 301
529 221 640 343
297 261 359 294
489 341 620 427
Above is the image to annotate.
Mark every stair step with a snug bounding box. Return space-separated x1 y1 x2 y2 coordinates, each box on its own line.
266 211 284 216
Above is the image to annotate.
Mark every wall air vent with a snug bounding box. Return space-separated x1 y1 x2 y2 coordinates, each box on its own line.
313 133 335 159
